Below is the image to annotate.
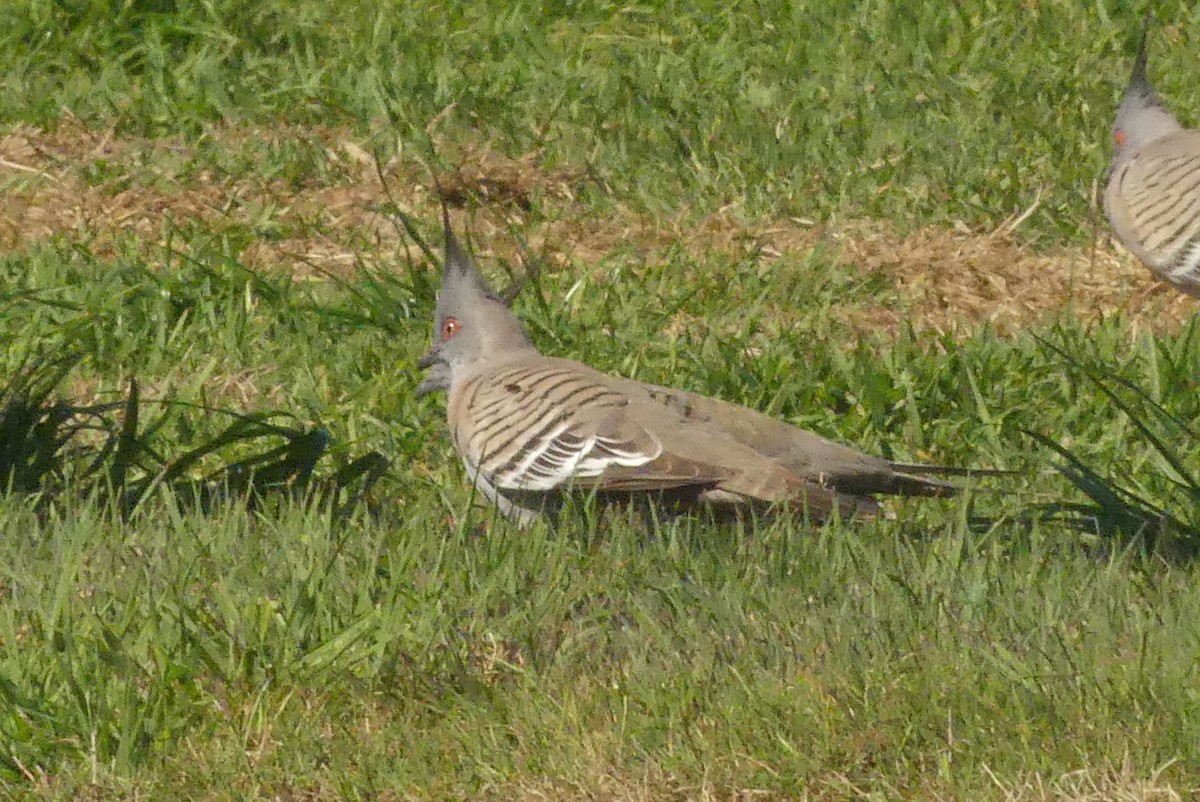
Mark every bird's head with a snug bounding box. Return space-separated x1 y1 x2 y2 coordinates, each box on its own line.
1112 14 1182 157
416 209 534 397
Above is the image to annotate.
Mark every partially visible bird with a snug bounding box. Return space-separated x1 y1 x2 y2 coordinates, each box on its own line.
416 211 984 526
1105 15 1200 296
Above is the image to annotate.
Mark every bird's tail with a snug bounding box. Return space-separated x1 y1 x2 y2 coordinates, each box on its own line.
886 462 1021 498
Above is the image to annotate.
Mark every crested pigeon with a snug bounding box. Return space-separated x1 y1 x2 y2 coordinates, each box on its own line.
1105 16 1200 296
416 212 977 526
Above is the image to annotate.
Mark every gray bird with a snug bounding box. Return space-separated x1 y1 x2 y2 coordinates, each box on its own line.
416 212 977 526
1105 16 1200 296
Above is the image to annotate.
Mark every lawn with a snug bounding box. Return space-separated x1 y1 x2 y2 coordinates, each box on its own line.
2 1 1200 799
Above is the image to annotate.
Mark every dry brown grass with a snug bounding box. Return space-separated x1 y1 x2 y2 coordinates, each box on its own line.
978 761 1185 802
485 764 1185 802
27 764 1189 802
2 121 1196 338
480 761 1187 802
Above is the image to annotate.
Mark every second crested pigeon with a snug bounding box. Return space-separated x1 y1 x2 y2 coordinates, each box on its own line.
1105 16 1200 296
416 212 986 527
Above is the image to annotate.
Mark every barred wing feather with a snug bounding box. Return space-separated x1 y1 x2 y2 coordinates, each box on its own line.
1107 131 1200 292
454 364 721 494
497 425 664 491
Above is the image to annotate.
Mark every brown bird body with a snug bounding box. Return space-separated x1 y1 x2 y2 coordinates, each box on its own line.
1105 16 1200 296
609 377 957 498
417 211 979 526
444 354 867 524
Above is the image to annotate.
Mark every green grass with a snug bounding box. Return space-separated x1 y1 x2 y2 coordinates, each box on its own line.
4 222 1200 799
4 1 1200 799
4 0 1199 243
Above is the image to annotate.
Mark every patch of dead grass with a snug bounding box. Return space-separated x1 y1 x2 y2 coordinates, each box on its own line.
978 761 1185 802
488 763 1186 802
24 762 1190 802
0 118 223 250
831 220 1197 337
2 120 1196 338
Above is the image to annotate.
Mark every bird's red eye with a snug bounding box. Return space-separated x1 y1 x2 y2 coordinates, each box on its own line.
441 317 461 341
1114 130 1128 147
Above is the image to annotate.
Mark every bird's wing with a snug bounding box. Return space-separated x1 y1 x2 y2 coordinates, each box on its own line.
1106 129 1200 291
616 379 937 491
452 360 725 494
452 359 852 520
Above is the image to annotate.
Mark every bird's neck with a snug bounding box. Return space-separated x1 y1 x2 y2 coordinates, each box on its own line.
448 342 543 396
1122 105 1184 153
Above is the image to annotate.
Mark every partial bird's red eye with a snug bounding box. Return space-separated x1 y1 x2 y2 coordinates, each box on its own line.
441 317 461 341
1114 130 1127 147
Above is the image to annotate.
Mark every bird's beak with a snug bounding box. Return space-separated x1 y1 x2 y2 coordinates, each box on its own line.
415 345 447 397
414 376 439 397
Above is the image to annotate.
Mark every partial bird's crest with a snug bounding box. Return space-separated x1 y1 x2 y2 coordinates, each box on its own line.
1111 13 1183 157
1127 12 1156 98
439 201 503 304
416 203 534 397
1104 13 1200 298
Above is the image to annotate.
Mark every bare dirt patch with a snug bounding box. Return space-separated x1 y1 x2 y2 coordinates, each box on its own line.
2 120 1195 336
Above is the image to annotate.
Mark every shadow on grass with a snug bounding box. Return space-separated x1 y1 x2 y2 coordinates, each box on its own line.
1027 328 1200 562
0 350 388 521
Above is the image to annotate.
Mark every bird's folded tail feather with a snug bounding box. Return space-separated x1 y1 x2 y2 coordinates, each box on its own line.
885 462 1020 498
